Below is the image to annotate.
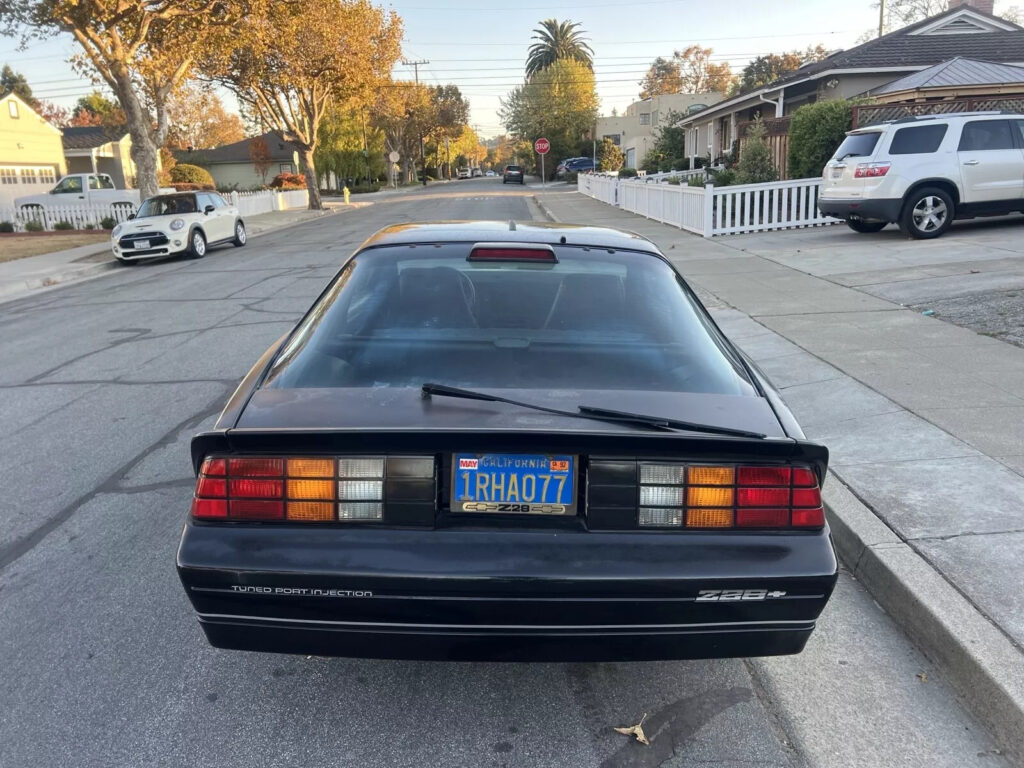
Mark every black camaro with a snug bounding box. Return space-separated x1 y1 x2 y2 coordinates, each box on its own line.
177 221 837 662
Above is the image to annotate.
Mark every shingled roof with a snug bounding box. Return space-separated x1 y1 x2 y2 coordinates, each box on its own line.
61 125 129 150
771 6 1024 88
173 131 297 165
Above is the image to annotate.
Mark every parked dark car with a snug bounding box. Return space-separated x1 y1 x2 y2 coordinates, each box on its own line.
177 221 837 662
557 157 597 177
502 165 525 184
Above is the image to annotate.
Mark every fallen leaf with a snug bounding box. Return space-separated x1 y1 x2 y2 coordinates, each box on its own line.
613 713 650 746
970 269 980 274
917 672 928 683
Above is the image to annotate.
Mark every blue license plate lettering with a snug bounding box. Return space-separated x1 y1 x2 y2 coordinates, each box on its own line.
452 453 576 514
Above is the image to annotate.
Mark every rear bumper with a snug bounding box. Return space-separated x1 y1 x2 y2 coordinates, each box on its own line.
818 197 902 222
178 524 838 661
198 614 814 661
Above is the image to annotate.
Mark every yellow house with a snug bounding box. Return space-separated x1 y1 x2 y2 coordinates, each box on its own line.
0 92 66 205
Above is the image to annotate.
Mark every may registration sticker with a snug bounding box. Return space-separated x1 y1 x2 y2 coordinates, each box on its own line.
451 453 577 515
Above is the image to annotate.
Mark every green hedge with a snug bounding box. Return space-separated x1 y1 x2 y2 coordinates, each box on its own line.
788 100 853 180
618 168 638 178
169 163 215 186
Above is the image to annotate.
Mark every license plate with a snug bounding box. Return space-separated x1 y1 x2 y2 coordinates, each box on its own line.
451 453 576 515
134 240 150 249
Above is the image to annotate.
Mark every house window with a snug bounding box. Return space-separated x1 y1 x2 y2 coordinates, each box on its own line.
603 134 621 146
7 100 18 119
639 113 651 126
39 168 56 184
280 163 294 173
1 168 17 184
20 168 38 184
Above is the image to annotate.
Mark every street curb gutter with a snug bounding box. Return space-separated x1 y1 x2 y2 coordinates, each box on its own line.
533 195 558 223
824 473 1024 764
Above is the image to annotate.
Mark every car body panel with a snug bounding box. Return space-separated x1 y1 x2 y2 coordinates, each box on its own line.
176 220 837 661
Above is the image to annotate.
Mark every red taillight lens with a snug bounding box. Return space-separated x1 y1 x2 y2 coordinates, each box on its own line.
191 498 227 519
737 487 789 507
228 457 283 477
792 506 825 527
228 500 285 520
854 161 890 178
737 466 790 486
792 468 817 487
196 476 226 498
201 458 226 476
736 508 789 527
792 488 822 507
228 478 283 499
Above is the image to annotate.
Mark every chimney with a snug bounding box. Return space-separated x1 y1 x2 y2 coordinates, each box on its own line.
947 0 995 13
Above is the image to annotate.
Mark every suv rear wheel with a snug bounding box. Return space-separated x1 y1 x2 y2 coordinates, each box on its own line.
847 220 887 234
900 187 953 239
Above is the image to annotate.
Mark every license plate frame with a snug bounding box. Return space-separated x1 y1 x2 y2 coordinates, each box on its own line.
450 453 577 515
134 239 151 250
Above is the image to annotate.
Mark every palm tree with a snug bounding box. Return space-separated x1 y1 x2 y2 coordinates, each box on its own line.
525 19 594 78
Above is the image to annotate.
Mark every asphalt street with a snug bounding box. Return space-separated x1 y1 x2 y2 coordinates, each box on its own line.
0 178 1009 768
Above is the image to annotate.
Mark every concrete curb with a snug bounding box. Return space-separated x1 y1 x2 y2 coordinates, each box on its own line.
533 195 559 223
824 473 1024 764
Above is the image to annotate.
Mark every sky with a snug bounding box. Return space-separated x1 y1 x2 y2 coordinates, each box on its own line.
0 0 926 139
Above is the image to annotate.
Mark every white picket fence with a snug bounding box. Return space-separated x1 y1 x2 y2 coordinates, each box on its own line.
579 175 838 237
0 188 310 232
0 202 135 232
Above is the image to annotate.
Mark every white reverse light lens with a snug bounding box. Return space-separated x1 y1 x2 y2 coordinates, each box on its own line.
169 218 185 231
338 457 384 478
338 502 383 520
640 464 685 484
639 508 683 527
639 485 685 507
338 480 383 500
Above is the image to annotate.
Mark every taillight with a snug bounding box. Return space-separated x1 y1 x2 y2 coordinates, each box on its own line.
191 455 434 523
854 161 890 178
635 463 823 530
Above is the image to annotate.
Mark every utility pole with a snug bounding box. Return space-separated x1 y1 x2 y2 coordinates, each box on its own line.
878 0 885 38
403 58 430 185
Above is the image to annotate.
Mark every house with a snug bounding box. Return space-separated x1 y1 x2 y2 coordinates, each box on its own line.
677 0 1024 176
0 92 65 206
595 92 723 170
62 125 140 188
173 131 300 190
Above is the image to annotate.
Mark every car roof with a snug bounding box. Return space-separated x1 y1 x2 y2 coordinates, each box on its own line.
356 221 661 254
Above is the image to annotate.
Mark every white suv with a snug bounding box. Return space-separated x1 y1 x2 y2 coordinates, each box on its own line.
111 191 245 264
819 112 1024 238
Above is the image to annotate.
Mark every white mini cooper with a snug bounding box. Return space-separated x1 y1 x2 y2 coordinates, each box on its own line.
111 191 246 264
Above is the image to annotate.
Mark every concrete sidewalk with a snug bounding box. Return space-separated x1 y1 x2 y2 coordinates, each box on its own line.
537 189 1024 762
0 206 344 304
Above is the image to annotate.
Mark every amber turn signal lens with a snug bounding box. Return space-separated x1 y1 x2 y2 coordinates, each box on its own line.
287 501 334 521
286 479 334 500
687 508 732 527
287 458 334 478
687 466 735 486
687 486 734 508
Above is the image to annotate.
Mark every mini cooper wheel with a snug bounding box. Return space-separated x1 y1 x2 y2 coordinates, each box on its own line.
900 187 953 239
187 229 207 259
846 219 887 234
232 220 247 247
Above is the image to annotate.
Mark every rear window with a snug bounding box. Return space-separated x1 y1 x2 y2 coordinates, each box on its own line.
888 124 947 154
505 165 522 172
263 245 756 396
833 132 881 160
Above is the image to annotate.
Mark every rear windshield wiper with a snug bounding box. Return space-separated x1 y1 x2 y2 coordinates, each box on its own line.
421 383 766 439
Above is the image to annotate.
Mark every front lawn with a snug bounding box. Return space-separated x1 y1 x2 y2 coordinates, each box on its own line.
0 233 110 263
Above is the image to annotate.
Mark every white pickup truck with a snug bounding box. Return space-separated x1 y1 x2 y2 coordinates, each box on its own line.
14 173 147 211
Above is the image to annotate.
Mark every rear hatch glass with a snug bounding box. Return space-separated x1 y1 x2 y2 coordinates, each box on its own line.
833 131 881 161
263 243 756 397
824 131 884 195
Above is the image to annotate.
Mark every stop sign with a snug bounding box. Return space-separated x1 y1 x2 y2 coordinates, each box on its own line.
534 137 550 155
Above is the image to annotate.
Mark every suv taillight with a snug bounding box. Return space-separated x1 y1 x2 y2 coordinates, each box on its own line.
854 161 890 178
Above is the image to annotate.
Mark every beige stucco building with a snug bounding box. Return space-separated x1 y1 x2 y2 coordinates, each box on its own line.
595 92 723 170
0 93 66 205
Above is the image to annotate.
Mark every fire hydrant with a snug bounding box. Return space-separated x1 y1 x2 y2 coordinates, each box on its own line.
342 186 350 204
